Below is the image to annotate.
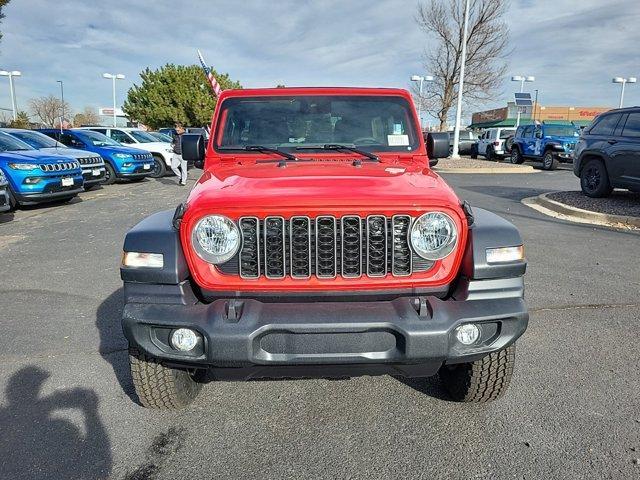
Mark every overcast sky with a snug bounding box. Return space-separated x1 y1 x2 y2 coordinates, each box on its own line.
0 0 638 125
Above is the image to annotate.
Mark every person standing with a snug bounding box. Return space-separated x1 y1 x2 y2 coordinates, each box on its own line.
171 124 187 186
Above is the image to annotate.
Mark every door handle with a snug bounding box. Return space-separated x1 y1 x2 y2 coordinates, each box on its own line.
607 139 618 145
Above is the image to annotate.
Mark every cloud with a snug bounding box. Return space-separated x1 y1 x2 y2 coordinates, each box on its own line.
0 0 638 124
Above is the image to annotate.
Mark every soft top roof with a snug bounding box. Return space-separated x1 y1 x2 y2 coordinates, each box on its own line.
218 86 413 100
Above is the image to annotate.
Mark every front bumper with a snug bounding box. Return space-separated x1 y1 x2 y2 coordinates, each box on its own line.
123 292 528 380
554 151 574 162
14 186 84 204
82 166 106 185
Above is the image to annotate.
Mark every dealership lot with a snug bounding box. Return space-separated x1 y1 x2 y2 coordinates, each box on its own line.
0 171 639 479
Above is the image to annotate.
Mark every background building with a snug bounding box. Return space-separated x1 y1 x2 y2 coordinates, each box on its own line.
469 102 610 129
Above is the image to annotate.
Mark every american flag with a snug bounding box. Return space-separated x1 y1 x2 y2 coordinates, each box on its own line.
197 49 223 97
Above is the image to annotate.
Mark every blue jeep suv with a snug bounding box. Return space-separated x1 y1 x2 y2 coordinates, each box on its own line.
0 131 83 210
39 129 154 185
510 123 580 170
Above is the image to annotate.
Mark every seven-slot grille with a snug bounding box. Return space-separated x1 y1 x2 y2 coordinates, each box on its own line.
40 162 79 172
232 215 432 280
78 156 103 166
132 153 152 160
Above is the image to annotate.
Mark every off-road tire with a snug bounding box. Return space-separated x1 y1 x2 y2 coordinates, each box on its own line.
129 348 203 409
470 144 478 159
542 150 558 170
439 344 516 402
7 188 18 211
150 155 166 178
580 158 613 198
103 163 117 185
510 147 524 164
486 146 495 161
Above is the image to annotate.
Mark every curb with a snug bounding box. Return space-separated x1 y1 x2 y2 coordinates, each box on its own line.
522 192 640 230
434 165 538 174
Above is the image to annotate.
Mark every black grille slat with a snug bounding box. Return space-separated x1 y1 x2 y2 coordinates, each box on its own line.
316 216 337 278
341 216 362 277
366 216 387 277
227 215 436 279
290 217 311 278
392 215 412 276
239 217 260 278
264 217 286 278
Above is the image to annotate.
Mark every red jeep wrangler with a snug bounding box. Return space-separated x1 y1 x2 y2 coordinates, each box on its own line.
121 87 528 409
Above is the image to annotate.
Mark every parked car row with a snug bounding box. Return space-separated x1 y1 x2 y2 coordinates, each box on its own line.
0 128 162 213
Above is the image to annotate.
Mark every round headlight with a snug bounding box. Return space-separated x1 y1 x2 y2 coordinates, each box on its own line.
410 212 457 260
191 215 240 264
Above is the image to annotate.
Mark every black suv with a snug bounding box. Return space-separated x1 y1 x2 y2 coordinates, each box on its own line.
573 107 640 197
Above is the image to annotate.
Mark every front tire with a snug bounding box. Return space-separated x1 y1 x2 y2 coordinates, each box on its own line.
580 158 613 198
470 144 478 159
129 348 203 409
542 150 558 170
7 188 18 211
150 155 167 178
486 146 495 161
510 148 524 164
439 344 516 402
103 163 117 185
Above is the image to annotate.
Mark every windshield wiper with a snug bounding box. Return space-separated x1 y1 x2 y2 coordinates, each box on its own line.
243 145 298 164
296 144 379 164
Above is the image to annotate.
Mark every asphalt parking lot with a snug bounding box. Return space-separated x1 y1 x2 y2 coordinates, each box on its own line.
1 169 639 480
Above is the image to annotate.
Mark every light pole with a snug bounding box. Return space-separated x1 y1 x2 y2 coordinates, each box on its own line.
411 74 434 129
451 0 470 159
0 70 22 121
102 73 125 126
612 77 637 108
511 75 535 128
57 80 64 131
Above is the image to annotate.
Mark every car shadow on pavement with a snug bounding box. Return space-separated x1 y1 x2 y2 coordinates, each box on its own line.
0 366 112 479
0 212 15 224
96 288 138 404
394 375 452 401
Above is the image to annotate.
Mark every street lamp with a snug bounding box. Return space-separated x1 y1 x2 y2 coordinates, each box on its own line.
102 73 125 127
451 0 470 159
612 77 637 108
0 70 22 121
411 74 434 128
511 75 535 128
57 80 64 131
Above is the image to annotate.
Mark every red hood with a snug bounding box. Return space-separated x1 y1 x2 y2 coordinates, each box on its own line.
186 158 461 213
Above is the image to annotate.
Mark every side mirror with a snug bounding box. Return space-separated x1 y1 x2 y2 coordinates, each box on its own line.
426 132 450 161
535 130 543 139
181 133 205 168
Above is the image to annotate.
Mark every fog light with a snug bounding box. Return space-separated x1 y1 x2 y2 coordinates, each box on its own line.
24 177 43 184
122 162 133 167
455 323 480 345
170 328 198 352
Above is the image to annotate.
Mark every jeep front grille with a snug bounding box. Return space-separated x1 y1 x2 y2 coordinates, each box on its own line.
40 162 79 172
226 215 433 279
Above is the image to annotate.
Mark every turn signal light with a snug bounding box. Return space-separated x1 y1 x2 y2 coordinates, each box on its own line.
121 251 164 268
486 245 524 264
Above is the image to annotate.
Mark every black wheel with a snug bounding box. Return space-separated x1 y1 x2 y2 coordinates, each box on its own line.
103 163 116 185
470 144 478 159
542 150 558 170
486 146 495 161
510 148 524 164
504 136 514 153
150 155 166 178
439 344 516 402
580 158 613 198
448 145 454 157
7 188 18 211
129 348 203 409
129 177 146 183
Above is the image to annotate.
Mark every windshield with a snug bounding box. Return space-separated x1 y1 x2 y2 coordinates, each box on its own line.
9 130 62 149
129 130 160 143
215 95 420 152
76 130 121 147
0 131 34 151
545 125 579 137
149 132 172 142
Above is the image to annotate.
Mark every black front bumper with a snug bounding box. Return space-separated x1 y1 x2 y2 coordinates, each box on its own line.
123 289 528 380
82 166 106 185
14 187 84 204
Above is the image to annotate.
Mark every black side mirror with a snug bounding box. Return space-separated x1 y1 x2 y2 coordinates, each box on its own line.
181 133 205 168
426 132 450 162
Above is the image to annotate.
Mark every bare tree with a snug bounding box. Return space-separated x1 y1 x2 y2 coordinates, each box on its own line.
73 106 100 127
415 0 510 131
29 95 71 127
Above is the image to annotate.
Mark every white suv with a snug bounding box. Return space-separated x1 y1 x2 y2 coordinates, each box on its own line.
79 127 174 178
473 127 516 161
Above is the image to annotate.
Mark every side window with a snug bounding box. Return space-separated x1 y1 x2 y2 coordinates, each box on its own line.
522 126 533 138
589 114 621 136
58 133 75 147
92 129 107 135
111 130 133 143
621 112 640 138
